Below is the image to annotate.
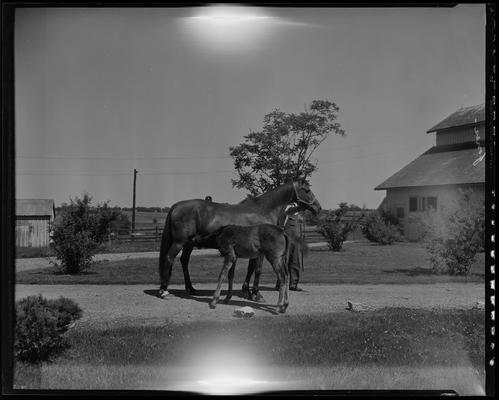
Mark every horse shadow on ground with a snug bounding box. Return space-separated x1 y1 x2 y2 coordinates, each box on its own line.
382 266 436 276
143 288 280 315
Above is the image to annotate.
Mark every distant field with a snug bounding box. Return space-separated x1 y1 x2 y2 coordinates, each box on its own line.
122 210 168 229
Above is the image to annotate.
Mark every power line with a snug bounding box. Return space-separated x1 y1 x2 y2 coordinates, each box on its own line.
317 143 429 165
17 170 235 176
16 154 232 160
16 143 430 176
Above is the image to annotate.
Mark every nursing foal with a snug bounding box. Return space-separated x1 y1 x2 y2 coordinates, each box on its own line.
193 224 306 313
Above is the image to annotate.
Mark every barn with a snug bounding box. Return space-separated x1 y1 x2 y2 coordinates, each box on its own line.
375 104 485 241
16 199 56 248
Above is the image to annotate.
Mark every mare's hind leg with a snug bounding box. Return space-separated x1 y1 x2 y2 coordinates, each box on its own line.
180 243 197 295
241 258 256 300
223 262 237 304
159 242 183 298
211 254 236 309
250 255 265 303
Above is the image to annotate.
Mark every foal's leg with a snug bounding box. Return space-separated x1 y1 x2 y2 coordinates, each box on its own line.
211 253 236 309
223 262 237 304
281 261 290 313
268 257 286 313
158 242 183 298
180 243 197 295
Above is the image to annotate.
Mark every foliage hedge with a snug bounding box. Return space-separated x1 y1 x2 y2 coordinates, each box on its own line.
362 212 401 245
15 295 82 363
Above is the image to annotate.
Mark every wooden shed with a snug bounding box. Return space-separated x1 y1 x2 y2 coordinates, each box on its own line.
16 199 56 248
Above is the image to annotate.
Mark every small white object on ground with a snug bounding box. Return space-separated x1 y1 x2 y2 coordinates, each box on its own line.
346 301 370 312
473 301 485 310
233 306 255 318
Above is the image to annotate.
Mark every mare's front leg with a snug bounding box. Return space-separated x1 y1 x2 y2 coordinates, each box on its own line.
242 258 256 300
223 261 237 304
250 255 265 303
180 243 197 295
211 254 236 309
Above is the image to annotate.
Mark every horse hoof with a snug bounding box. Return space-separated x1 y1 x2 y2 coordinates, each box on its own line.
278 306 286 314
253 293 265 303
223 297 232 304
209 303 217 309
187 287 198 295
159 289 169 298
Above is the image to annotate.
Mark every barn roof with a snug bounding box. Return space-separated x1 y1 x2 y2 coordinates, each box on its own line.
16 199 55 216
375 145 485 190
426 103 485 133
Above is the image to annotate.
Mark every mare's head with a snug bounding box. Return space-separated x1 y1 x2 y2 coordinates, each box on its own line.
292 179 322 215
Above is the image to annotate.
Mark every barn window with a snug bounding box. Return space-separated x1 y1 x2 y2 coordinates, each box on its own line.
427 196 437 210
409 197 418 212
396 207 405 219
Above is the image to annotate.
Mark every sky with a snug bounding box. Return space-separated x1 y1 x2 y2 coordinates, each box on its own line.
15 4 486 210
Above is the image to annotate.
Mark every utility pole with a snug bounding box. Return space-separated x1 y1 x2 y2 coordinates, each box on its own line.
132 168 137 234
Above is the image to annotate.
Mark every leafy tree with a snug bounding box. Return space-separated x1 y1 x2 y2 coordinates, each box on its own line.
230 99 345 196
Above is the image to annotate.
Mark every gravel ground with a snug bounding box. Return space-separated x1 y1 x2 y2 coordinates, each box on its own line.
15 282 484 330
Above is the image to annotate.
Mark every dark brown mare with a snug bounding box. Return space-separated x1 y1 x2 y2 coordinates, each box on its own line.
158 180 321 298
192 224 309 312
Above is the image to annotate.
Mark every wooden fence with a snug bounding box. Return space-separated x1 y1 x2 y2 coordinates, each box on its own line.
115 225 329 244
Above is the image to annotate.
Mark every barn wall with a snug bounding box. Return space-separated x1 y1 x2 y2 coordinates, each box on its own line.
15 216 51 247
436 124 485 146
383 184 484 241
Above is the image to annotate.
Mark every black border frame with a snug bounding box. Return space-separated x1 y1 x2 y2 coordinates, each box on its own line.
1 1 495 396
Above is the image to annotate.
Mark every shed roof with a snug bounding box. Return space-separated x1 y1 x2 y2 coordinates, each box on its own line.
16 199 55 216
426 103 485 133
375 146 485 190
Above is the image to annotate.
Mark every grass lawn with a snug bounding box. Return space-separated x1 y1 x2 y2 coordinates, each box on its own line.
16 242 485 285
14 308 485 394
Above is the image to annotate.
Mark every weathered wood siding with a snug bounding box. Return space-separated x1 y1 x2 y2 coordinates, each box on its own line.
436 124 485 146
15 216 51 247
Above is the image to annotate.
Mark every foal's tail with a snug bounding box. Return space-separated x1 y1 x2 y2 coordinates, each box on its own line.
283 231 309 271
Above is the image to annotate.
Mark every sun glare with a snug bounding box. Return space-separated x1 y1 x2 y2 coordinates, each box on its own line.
182 5 275 54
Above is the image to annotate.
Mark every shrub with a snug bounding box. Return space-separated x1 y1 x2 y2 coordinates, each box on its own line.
362 212 401 245
51 194 124 274
15 295 82 363
418 189 485 275
317 204 359 251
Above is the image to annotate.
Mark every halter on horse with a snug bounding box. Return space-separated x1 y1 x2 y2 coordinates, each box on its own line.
158 179 321 298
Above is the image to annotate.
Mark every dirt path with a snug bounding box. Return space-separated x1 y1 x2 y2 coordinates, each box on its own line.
15 282 484 330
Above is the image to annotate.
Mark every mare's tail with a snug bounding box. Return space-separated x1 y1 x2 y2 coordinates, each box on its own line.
158 206 174 276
